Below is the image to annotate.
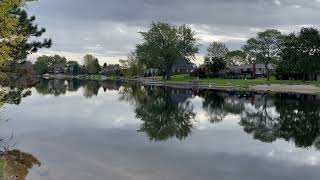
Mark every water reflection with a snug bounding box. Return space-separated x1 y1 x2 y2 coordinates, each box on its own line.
0 89 40 180
120 85 195 141
4 79 320 150
1 80 320 179
0 149 41 180
119 84 320 149
0 88 32 107
198 90 244 123
241 93 320 149
35 79 121 97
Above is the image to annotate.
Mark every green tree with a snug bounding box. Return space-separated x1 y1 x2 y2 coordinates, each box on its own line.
136 22 199 80
225 50 247 66
119 52 144 78
204 42 229 73
34 55 67 74
204 56 226 74
83 54 101 74
0 0 31 64
34 57 50 75
66 61 80 75
206 42 229 59
0 0 51 65
277 27 320 80
242 29 283 80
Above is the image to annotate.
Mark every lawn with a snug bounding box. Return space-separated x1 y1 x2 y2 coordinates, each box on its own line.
167 74 320 86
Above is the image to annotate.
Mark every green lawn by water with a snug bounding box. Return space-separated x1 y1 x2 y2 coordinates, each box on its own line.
167 74 320 86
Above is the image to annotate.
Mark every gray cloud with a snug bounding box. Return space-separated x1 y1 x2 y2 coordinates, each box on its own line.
27 0 320 64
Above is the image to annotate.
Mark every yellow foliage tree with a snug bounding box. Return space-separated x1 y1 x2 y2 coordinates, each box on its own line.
0 0 34 66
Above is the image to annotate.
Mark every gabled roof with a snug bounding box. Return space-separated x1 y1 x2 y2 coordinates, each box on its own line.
227 63 276 70
171 59 196 70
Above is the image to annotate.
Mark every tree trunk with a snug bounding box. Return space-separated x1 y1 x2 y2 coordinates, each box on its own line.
166 67 172 80
265 63 270 81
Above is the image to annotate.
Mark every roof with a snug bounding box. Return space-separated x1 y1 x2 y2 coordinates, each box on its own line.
171 59 196 70
227 63 276 70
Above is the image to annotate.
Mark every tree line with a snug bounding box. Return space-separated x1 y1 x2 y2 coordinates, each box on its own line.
1 1 319 82
33 54 120 75
125 22 320 81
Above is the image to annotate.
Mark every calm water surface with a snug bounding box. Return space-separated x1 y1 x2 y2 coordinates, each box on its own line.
1 79 320 180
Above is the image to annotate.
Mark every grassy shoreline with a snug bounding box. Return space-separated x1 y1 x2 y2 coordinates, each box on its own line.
166 74 320 87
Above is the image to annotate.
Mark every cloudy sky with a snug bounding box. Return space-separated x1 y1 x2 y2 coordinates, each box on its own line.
27 0 320 65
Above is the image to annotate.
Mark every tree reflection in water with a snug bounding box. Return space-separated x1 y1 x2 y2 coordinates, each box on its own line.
35 79 121 98
120 85 320 149
5 80 320 149
120 85 195 141
0 149 41 180
198 90 244 124
83 81 101 98
0 87 40 180
240 93 320 149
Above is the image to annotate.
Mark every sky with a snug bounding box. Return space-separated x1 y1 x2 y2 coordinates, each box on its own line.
27 0 320 65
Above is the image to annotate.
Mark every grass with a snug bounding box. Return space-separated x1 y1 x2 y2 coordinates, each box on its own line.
0 158 5 180
167 74 320 87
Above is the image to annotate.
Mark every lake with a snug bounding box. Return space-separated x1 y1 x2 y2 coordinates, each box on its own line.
1 79 320 180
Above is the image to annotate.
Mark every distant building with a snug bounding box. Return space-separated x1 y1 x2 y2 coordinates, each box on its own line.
100 64 121 76
171 59 196 75
48 64 66 74
190 64 209 77
218 64 276 79
144 68 159 76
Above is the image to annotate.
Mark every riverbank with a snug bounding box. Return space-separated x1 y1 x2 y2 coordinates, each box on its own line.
141 80 320 94
138 74 320 94
43 74 120 81
169 74 320 87
40 73 320 94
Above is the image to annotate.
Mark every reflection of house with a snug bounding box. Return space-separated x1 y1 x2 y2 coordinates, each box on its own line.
219 64 276 78
171 59 196 75
101 80 121 91
100 64 120 76
48 64 66 74
169 88 194 104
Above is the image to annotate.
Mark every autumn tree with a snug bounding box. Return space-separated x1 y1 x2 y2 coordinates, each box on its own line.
0 0 51 66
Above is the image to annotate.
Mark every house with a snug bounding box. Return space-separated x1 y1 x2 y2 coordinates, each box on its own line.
100 64 121 76
171 59 196 75
48 64 66 74
219 64 276 79
144 68 159 76
190 64 209 78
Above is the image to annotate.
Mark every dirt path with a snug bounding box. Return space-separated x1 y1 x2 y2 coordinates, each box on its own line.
251 84 320 94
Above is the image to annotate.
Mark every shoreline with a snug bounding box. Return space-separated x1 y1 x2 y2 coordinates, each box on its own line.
41 74 320 94
140 80 320 95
